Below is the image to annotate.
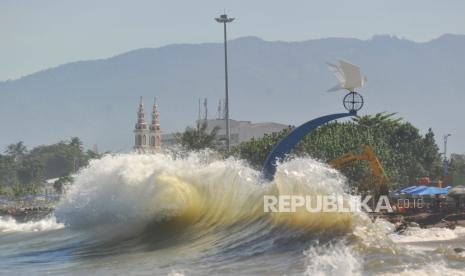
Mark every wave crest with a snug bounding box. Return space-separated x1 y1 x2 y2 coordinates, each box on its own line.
0 216 63 233
55 153 371 240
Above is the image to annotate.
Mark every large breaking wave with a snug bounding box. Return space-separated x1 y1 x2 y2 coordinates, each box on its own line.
54 153 369 237
3 152 465 274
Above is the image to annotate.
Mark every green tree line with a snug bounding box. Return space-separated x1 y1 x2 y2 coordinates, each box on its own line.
0 137 100 197
450 154 465 185
230 113 444 189
178 113 465 190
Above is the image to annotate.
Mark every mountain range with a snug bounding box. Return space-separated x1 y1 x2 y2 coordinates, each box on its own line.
1 34 464 153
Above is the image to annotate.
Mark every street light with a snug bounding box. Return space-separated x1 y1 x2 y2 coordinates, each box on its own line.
443 133 452 177
215 13 234 151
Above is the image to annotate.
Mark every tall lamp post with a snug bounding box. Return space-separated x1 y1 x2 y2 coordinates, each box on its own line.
215 13 234 151
443 133 452 178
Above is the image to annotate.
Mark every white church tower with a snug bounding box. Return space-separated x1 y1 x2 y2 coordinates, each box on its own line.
134 96 149 153
149 97 162 153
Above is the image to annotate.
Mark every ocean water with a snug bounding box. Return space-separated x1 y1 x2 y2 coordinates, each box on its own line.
1 153 465 275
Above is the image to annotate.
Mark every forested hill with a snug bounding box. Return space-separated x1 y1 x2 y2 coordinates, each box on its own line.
1 34 464 153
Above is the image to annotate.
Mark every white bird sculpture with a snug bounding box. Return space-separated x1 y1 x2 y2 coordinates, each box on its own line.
326 60 367 92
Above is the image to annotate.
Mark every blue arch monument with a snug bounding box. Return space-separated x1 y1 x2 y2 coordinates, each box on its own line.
261 92 363 181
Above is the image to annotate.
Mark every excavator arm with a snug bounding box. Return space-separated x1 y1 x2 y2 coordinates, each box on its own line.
329 146 389 195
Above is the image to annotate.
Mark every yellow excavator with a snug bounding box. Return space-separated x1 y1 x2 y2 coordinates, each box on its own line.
329 146 389 197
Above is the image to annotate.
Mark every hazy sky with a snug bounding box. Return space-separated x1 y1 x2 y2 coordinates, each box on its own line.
2 0 465 81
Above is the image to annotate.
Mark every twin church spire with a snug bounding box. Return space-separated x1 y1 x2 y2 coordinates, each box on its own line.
134 96 161 153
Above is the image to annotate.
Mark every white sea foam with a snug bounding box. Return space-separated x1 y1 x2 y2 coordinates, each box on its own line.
380 262 465 276
54 152 263 234
54 153 367 235
304 240 362 276
390 226 465 243
0 216 63 233
3 152 465 275
168 269 187 276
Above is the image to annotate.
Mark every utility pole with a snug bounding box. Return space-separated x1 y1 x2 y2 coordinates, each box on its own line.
443 134 452 178
215 13 234 151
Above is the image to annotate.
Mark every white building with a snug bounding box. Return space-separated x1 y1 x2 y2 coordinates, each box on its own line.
202 119 289 146
40 178 58 195
134 97 162 153
161 119 289 147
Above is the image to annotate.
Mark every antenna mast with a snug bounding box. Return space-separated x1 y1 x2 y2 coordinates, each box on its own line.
203 98 208 121
198 98 201 122
217 99 222 119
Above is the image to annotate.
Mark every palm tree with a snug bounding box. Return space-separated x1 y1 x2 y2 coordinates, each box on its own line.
176 122 220 151
69 137 83 150
5 141 27 161
353 112 402 128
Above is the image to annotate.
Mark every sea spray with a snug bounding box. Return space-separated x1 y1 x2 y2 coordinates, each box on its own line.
304 240 362 276
0 216 63 233
54 152 264 235
2 152 464 274
52 152 375 242
51 152 415 273
390 226 465 243
269 157 370 233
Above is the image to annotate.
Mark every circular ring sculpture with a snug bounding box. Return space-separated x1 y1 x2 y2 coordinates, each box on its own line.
261 91 366 181
261 111 357 181
343 92 364 112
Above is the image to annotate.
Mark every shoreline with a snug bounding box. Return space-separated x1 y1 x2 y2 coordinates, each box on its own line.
3 206 465 229
373 211 465 230
0 207 54 222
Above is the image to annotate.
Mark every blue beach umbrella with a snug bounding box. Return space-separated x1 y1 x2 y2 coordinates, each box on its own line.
411 186 449 196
